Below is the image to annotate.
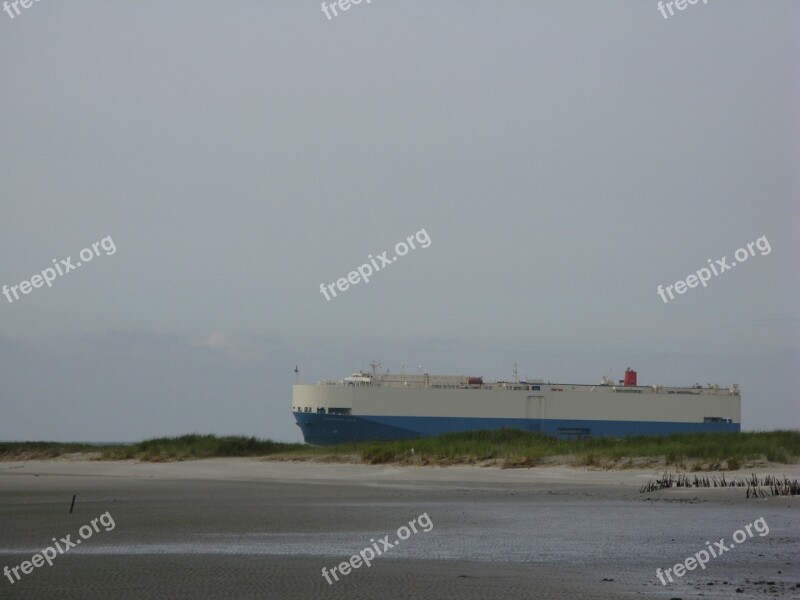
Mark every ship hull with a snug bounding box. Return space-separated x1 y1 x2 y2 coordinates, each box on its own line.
293 411 740 446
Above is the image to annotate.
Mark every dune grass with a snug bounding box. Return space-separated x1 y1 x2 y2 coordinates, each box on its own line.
0 441 110 460
1 430 798 468
0 436 305 462
102 434 306 461
339 429 800 468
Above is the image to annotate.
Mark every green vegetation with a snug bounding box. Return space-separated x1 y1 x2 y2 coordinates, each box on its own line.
332 429 800 469
0 441 110 460
0 436 305 462
102 434 306 461
1 430 798 469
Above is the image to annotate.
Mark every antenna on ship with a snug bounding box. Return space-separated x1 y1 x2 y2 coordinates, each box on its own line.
369 360 381 378
294 365 300 384
513 363 518 383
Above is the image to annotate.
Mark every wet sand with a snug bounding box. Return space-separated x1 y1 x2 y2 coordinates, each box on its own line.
1 460 798 599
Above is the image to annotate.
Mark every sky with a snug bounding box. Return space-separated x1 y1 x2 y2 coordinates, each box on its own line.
0 1 797 442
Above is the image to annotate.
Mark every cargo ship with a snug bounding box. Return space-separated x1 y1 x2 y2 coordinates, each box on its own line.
292 365 741 445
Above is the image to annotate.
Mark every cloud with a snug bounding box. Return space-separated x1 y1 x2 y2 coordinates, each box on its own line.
196 331 264 359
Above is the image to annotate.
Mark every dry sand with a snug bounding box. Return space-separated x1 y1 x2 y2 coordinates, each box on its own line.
1 460 798 599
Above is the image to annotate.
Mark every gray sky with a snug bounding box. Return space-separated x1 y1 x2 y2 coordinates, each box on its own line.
1 1 797 442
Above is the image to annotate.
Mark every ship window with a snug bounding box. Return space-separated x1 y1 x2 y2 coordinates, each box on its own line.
703 417 732 423
530 385 540 391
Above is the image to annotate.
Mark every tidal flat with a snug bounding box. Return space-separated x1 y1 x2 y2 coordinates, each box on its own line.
0 460 798 599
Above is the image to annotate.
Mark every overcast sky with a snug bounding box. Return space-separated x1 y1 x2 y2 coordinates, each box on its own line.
1 1 797 442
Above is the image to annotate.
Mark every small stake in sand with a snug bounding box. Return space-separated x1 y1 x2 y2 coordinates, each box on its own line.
69 494 76 514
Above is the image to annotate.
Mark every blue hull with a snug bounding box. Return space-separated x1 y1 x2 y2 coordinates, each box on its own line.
293 412 740 446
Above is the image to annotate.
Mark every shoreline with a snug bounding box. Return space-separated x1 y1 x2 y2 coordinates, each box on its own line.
2 456 799 485
1 450 797 471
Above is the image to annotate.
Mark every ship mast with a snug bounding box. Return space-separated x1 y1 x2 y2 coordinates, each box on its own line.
369 360 381 378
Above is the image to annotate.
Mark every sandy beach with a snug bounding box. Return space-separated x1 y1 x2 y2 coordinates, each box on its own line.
1 460 798 599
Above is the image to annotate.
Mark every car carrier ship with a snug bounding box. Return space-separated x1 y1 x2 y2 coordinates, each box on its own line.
292 365 740 446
